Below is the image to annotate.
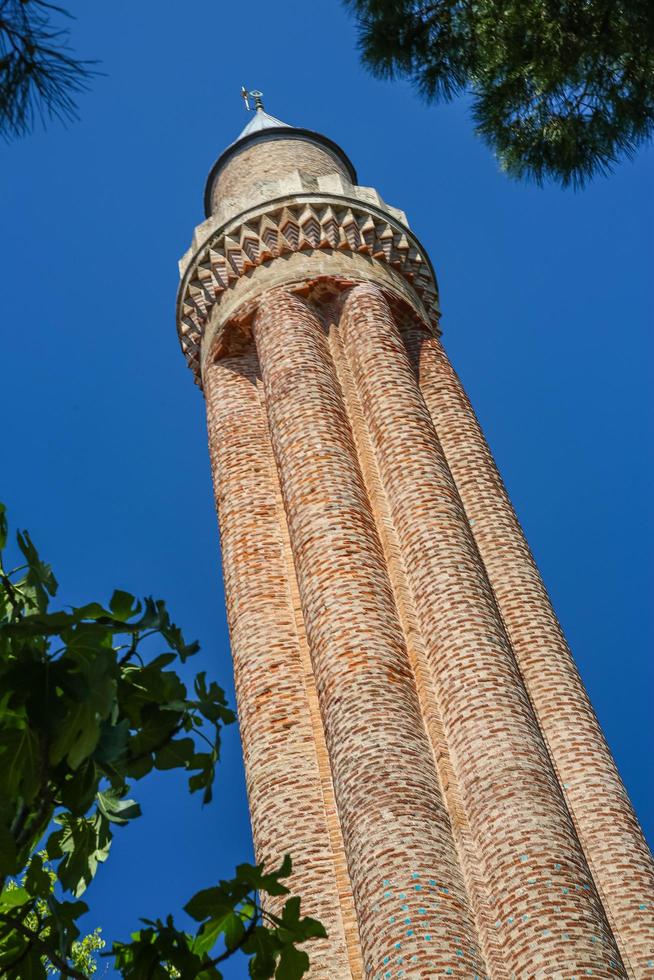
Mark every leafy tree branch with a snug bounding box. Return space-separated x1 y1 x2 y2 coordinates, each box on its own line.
0 504 325 978
345 0 654 186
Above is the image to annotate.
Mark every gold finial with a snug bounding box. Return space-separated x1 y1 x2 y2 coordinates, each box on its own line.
241 87 265 112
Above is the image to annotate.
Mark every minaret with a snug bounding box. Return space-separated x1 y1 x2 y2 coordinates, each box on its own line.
177 94 654 979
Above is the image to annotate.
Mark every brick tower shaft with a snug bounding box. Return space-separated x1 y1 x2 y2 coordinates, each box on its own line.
177 104 654 978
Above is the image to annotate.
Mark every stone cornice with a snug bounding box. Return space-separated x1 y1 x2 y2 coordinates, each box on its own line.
176 193 440 385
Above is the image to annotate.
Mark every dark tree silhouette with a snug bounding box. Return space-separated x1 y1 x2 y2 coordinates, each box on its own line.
0 0 94 140
345 0 654 187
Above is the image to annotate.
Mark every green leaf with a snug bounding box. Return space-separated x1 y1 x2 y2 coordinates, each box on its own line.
127 709 180 760
161 619 200 663
24 852 53 899
223 911 245 951
280 897 326 942
0 885 30 911
235 857 292 898
121 668 187 722
7 943 47 979
184 888 229 923
276 944 309 980
94 718 129 766
193 672 234 725
190 910 244 954
154 738 195 771
49 700 101 771
47 812 112 896
145 653 177 671
109 589 140 621
132 597 168 632
0 932 29 969
37 893 89 971
16 529 57 610
280 897 301 929
0 502 7 550
187 751 218 805
125 753 154 780
245 926 277 979
60 760 98 814
0 820 18 877
275 855 292 881
1 609 77 636
192 917 225 957
97 788 141 825
0 727 41 803
62 623 114 662
47 893 88 931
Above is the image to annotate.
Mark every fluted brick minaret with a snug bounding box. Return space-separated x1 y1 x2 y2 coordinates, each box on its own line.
176 100 654 979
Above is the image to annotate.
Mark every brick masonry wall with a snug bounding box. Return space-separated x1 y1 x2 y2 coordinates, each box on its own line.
200 272 654 978
201 249 434 381
204 350 356 977
209 138 352 215
399 318 654 977
327 317 511 980
253 289 486 979
190 126 654 978
338 282 627 978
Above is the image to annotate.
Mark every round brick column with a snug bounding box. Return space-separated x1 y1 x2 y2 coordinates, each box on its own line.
252 288 486 979
339 283 627 979
401 321 654 977
205 351 357 978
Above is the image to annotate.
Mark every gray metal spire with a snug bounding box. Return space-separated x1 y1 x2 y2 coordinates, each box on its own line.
235 106 293 141
201 89 356 217
237 87 292 141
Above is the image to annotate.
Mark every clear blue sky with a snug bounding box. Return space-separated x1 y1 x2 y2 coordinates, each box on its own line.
2 1 652 975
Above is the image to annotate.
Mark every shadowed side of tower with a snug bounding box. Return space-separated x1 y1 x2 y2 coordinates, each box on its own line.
177 102 654 978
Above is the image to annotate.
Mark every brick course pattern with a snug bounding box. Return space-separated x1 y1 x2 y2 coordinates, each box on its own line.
339 283 625 978
204 351 357 977
209 138 352 215
399 319 654 977
253 291 485 978
178 125 654 978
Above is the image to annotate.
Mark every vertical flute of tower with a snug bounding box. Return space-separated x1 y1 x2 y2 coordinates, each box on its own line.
252 289 487 978
339 283 627 978
204 350 358 978
400 321 654 976
328 313 511 979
